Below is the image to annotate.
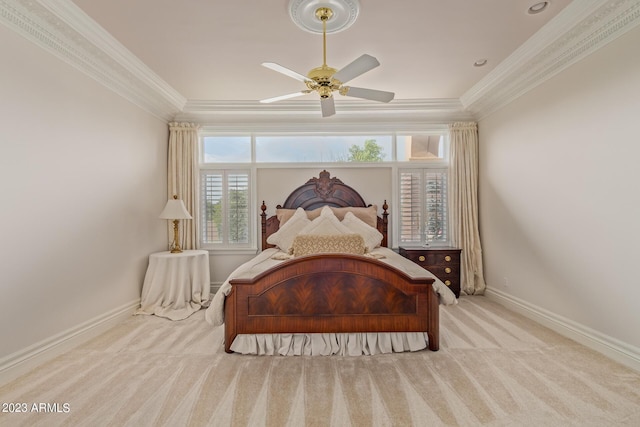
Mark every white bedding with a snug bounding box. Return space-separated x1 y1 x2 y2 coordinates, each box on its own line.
205 247 457 356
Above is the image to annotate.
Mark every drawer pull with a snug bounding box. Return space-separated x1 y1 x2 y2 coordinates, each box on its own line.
445 280 451 286
444 255 451 262
418 255 425 262
445 267 452 274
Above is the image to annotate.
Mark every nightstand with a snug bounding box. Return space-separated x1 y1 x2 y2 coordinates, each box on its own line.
398 247 462 298
138 250 210 320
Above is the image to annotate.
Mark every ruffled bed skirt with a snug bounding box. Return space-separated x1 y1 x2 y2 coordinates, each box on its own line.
229 332 429 356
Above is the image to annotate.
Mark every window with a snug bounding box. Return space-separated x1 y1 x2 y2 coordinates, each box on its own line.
199 130 449 250
397 132 449 247
256 135 392 162
399 169 449 246
203 136 251 163
397 135 445 161
200 170 251 248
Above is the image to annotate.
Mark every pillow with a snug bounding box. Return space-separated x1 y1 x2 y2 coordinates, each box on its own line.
341 211 384 252
292 234 366 257
275 208 296 225
276 207 322 226
298 206 351 236
330 205 378 228
266 207 310 253
277 205 379 228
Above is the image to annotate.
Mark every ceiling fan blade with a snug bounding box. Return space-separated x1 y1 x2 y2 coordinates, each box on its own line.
343 86 395 103
332 54 380 84
260 91 309 103
320 97 335 117
262 62 313 83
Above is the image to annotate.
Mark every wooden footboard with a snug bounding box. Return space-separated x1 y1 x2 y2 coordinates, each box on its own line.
224 254 439 353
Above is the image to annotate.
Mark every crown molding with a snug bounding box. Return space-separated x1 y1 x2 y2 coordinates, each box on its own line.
183 99 466 114
461 0 640 120
0 0 186 121
176 99 475 127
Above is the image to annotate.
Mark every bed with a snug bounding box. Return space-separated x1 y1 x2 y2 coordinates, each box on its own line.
205 170 456 355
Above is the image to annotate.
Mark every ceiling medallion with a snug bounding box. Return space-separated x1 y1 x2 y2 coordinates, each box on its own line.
289 0 360 34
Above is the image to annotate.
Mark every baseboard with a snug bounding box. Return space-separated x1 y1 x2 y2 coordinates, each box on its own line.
485 288 640 373
0 299 140 387
210 282 223 295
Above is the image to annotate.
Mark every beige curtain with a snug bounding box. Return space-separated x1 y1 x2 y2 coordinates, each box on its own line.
167 122 200 250
449 122 486 295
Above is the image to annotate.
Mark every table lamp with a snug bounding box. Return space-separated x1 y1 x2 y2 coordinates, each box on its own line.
159 195 192 253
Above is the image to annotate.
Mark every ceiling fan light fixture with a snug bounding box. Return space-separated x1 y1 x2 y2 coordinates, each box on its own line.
261 0 394 116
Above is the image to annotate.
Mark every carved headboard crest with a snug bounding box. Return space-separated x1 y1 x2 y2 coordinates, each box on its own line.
308 169 343 199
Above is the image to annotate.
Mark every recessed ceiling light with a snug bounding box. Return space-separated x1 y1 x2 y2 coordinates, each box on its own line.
474 59 487 67
528 1 549 14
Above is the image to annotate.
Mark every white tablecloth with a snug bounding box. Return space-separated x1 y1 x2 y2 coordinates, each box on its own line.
137 250 210 320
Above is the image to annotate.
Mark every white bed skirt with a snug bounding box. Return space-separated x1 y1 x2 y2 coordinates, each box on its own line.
229 332 429 356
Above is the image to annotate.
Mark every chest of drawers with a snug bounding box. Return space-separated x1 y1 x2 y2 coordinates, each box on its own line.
398 247 462 298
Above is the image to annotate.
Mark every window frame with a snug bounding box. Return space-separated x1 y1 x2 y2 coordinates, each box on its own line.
198 128 450 252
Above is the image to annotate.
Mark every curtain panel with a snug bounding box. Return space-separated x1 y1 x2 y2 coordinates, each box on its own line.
449 122 486 295
168 122 200 250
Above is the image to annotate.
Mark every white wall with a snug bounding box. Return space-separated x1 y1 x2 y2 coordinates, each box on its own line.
478 25 640 350
0 25 168 360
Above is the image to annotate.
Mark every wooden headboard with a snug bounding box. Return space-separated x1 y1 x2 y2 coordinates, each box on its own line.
261 170 388 250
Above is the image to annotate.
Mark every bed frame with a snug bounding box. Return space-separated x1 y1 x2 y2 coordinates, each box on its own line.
224 170 439 353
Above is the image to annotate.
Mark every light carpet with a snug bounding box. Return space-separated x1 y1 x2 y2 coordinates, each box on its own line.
1 296 639 426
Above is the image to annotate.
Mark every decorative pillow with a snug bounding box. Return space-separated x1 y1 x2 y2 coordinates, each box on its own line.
292 234 366 257
330 205 378 228
276 207 322 226
266 207 311 253
341 211 384 252
298 206 351 236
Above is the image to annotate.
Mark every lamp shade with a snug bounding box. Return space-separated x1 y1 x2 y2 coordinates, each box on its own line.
159 198 192 220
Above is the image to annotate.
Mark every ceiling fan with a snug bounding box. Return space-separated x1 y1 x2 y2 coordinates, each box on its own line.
260 6 394 117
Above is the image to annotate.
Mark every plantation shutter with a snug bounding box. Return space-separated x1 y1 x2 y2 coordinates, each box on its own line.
399 169 448 245
201 172 223 244
227 172 250 244
425 171 448 243
200 170 250 246
399 171 422 244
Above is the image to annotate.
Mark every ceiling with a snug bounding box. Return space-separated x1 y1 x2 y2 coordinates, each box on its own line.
69 0 572 104
6 0 633 122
